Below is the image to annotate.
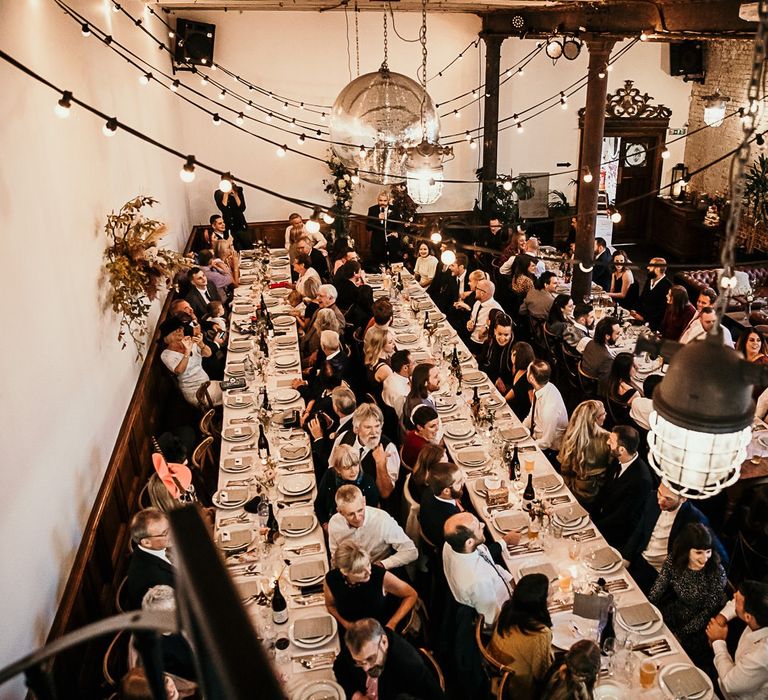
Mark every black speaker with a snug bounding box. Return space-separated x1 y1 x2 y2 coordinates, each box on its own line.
669 41 704 79
173 19 216 70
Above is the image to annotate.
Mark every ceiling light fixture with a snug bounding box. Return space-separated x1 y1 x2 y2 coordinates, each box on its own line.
702 90 731 128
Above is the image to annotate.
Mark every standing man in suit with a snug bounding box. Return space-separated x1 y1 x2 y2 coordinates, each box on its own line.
366 191 395 270
418 462 465 548
593 425 653 552
592 237 613 291
185 267 222 319
621 482 727 593
632 257 673 331
125 508 174 609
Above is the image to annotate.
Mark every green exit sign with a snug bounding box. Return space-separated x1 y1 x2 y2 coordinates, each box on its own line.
668 128 687 135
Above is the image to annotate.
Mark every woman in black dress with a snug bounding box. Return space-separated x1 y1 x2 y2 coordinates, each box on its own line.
324 540 417 632
508 341 536 420
480 312 515 396
649 522 727 669
546 295 573 339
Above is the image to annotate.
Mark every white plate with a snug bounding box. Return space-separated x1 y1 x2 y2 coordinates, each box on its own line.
275 388 301 403
222 426 256 442
226 363 246 377
215 525 255 551
273 315 296 326
212 489 249 509
552 513 590 532
279 513 318 538
396 332 419 344
278 473 315 496
462 370 486 385
659 663 713 700
293 679 345 700
289 616 338 650
551 612 589 650
275 354 299 368
444 421 474 438
280 442 311 462
585 546 624 574
594 681 631 700
615 603 664 636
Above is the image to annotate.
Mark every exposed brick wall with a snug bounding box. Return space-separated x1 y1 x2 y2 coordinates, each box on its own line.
684 39 757 197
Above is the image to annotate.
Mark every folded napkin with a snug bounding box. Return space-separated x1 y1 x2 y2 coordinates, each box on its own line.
228 394 253 406
227 363 245 374
219 487 248 503
435 396 456 409
619 602 657 627
224 426 254 440
230 339 251 350
217 527 252 548
396 332 418 343
573 592 613 620
474 478 488 495
458 448 487 464
294 615 334 640
590 546 621 570
533 475 561 490
281 514 315 532
495 513 529 532
281 444 308 460
463 370 485 383
520 562 557 581
555 504 589 524
224 456 253 469
500 425 529 441
290 559 325 582
664 667 708 698
237 579 263 598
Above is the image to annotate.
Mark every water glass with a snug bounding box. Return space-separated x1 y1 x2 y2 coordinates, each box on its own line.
568 539 582 561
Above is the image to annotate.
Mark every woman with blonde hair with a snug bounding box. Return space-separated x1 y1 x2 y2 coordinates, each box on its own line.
557 400 611 511
212 237 239 286
324 540 417 631
364 327 396 388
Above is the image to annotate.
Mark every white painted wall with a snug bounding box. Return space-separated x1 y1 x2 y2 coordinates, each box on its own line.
0 2 190 697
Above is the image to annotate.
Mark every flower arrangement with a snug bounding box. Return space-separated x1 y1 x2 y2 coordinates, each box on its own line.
323 151 360 238
104 196 189 359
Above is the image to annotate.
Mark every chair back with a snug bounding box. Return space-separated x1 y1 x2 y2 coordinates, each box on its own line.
474 615 508 674
577 361 598 399
195 380 216 412
191 435 215 473
728 532 768 586
497 670 512 700
102 630 130 690
402 473 421 544
417 648 446 692
606 394 631 428
418 522 438 558
114 576 129 614
199 409 220 439
559 343 580 388
137 480 152 510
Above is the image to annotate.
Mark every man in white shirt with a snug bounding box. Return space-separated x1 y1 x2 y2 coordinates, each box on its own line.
442 513 513 625
523 237 547 277
680 306 734 347
382 350 412 419
328 485 417 570
467 280 503 353
706 581 768 700
523 360 568 456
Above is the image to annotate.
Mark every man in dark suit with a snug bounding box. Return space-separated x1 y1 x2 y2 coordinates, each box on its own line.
592 237 613 291
418 462 465 547
444 253 470 311
185 267 222 319
308 386 357 470
621 482 728 593
593 425 654 552
295 236 330 282
125 508 174 610
632 257 673 331
334 619 445 700
366 192 396 270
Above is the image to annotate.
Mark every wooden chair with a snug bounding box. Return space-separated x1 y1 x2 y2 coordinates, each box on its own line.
474 615 508 674
542 323 561 368
606 394 632 428
559 343 581 390
418 523 438 559
102 630 130 690
191 435 215 473
728 532 768 586
577 361 599 399
497 670 512 700
137 480 152 510
199 408 221 440
114 576 129 614
195 380 216 413
418 648 446 692
401 597 430 647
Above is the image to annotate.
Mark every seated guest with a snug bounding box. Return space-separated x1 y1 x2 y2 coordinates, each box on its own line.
159 317 220 407
466 280 503 354
445 253 471 310
334 618 446 700
325 541 417 632
443 513 514 625
364 298 393 339
185 266 223 318
403 363 440 431
606 250 637 309
308 386 357 466
285 211 327 251
328 485 418 570
300 284 346 360
632 257 672 331
706 580 768 699
402 405 441 468
562 303 594 354
508 341 535 419
333 259 363 313
364 327 396 390
408 443 447 505
213 237 239 287
581 316 620 384
451 269 486 332
546 294 573 338
331 241 358 276
520 271 558 320
523 360 568 459
680 305 734 346
678 287 716 343
660 285 696 341
197 249 233 301
557 400 610 512
168 300 224 380
140 586 196 683
592 237 613 291
413 242 439 288
382 349 412 420
294 235 328 282
540 640 601 700
480 312 515 398
316 444 380 527
292 252 321 301
737 328 768 400
593 425 653 551
300 307 343 363
604 352 638 408
347 276 375 330
649 523 727 668
488 574 554 700
628 374 663 431
338 403 400 499
125 508 174 610
418 462 465 547
508 253 538 299
623 482 726 593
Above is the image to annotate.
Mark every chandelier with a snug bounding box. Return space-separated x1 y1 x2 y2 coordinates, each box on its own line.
329 11 440 184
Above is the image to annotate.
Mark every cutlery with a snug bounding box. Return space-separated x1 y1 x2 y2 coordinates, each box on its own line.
549 602 573 614
285 543 322 555
633 639 671 656
486 503 512 513
224 478 254 487
293 595 325 606
229 415 255 425
508 544 543 555
453 440 482 450
228 562 259 574
603 578 629 592
219 513 251 526
566 528 596 542
276 498 313 508
550 495 571 506
230 442 256 452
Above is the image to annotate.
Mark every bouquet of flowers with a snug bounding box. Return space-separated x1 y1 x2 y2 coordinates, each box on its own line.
323 151 359 238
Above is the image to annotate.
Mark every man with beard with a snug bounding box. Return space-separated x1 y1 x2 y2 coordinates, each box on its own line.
294 235 329 282
442 512 514 625
334 618 445 700
632 257 673 332
581 316 620 383
339 403 400 500
328 486 417 570
562 303 594 354
418 462 466 548
593 425 653 551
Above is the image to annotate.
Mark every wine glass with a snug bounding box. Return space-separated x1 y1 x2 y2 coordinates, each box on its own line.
602 637 618 675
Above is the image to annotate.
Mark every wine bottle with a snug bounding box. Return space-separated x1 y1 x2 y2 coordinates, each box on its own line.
244 355 255 383
258 423 270 461
260 332 270 358
272 579 288 624
471 386 481 419
522 473 535 511
262 387 271 412
451 343 460 370
599 597 616 652
266 499 279 541
509 443 520 481
265 311 275 339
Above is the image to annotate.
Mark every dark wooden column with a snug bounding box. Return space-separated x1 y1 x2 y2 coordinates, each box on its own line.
572 39 615 302
480 33 505 211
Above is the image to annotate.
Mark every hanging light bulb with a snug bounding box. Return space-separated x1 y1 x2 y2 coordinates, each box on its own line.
235 113 244 126
472 89 479 99
212 113 221 126
640 31 649 41
218 90 226 101
518 67 524 76
606 64 614 72
277 145 287 157
282 102 289 111
170 79 180 92
180 156 196 183
702 90 730 128
322 212 335 225
245 101 253 112
112 2 121 11
210 63 217 71
582 166 593 183
102 118 118 137
402 141 453 205
611 210 622 223
469 138 477 149
454 110 460 119
168 30 175 39
351 170 360 185
200 75 208 86
139 72 152 86
440 249 457 265
661 146 670 159
598 67 606 79
515 115 523 133
358 145 367 157
218 173 233 193
502 179 513 191
305 210 321 234
298 133 306 144
320 112 327 121
265 112 273 121
560 92 568 110
54 91 73 118
430 231 442 244
81 23 91 37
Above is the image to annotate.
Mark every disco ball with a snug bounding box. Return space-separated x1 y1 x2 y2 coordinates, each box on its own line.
330 67 440 184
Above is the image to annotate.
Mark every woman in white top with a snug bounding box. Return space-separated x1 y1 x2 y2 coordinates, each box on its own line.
292 253 321 301
413 242 438 288
285 212 327 251
159 317 222 406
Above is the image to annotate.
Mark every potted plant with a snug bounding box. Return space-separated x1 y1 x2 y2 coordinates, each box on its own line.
742 154 768 251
